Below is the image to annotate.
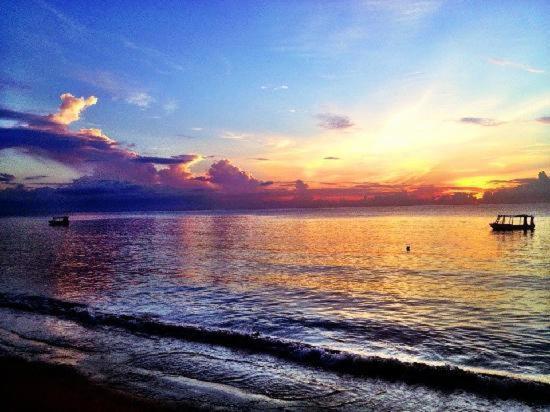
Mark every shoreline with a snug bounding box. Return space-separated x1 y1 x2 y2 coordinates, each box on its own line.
2 290 549 404
1 353 548 411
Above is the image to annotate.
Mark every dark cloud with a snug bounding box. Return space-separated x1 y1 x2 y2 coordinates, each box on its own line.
0 127 123 165
58 177 142 195
208 159 266 193
0 173 15 183
0 96 281 194
24 175 49 181
459 117 504 127
293 179 312 202
488 178 535 185
0 107 60 129
483 171 550 203
295 179 309 193
0 94 277 204
1 171 548 215
0 180 210 216
134 154 200 165
0 121 266 192
0 96 282 193
251 158 270 161
323 156 340 160
0 96 204 187
353 182 398 190
536 116 550 124
317 113 354 130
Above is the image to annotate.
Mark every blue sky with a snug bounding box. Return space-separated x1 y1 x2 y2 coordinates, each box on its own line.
1 0 549 189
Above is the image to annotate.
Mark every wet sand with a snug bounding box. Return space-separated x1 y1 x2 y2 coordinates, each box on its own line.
0 356 184 412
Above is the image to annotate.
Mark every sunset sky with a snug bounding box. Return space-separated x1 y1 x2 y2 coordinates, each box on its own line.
1 0 549 204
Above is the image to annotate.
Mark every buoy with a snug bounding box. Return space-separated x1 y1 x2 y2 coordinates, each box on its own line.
406 245 411 252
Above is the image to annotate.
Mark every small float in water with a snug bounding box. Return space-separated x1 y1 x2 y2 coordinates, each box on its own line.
490 214 534 231
48 216 70 227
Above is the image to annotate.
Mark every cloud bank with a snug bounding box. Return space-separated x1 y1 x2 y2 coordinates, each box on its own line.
483 171 550 204
1 92 548 214
0 93 270 192
2 169 547 215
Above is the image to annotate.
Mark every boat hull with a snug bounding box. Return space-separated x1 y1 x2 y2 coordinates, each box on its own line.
49 221 69 227
490 223 534 231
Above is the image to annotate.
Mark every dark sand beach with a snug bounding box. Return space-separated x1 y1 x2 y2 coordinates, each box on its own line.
0 356 180 412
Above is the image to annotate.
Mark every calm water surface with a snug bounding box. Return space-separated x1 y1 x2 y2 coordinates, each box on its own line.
0 205 549 410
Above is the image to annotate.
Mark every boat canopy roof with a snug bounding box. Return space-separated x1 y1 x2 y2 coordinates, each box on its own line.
51 215 69 219
496 214 534 218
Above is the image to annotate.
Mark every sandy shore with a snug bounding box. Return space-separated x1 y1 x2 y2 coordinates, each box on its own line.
0 356 187 412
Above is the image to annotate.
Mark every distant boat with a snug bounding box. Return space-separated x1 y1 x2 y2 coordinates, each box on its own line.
49 216 70 227
490 214 534 231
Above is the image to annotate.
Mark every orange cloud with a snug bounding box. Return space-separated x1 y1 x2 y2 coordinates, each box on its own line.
48 93 98 125
78 128 116 144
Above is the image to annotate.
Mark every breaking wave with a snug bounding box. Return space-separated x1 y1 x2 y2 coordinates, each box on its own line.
0 292 548 403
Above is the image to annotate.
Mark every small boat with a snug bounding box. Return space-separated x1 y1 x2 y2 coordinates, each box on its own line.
49 216 70 227
490 214 534 231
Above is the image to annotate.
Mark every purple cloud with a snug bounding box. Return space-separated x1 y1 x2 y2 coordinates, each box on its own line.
459 117 504 127
1 96 275 193
317 113 354 130
0 107 59 129
0 127 119 163
0 96 200 186
207 159 265 193
483 171 550 203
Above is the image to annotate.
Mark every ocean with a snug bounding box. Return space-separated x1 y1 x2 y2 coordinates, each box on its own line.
0 204 548 410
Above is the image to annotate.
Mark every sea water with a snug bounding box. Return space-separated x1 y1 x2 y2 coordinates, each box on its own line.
0 204 548 410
